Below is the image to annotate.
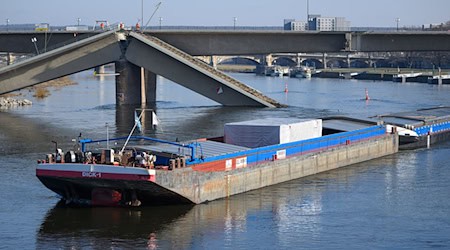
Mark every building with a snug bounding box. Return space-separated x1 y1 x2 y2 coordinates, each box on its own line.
284 15 350 31
334 17 351 31
291 21 309 31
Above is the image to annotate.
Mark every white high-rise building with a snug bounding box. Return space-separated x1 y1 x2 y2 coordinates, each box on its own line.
314 17 335 31
291 21 308 31
284 16 350 31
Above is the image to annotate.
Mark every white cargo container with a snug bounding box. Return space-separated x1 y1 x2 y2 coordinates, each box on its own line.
224 118 322 148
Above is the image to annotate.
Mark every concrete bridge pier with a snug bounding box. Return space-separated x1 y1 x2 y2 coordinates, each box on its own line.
265 54 273 67
6 53 14 65
322 53 327 69
368 53 375 68
141 69 157 105
115 59 157 105
259 54 273 67
116 59 141 105
346 54 351 68
296 53 302 67
209 55 218 69
94 65 106 74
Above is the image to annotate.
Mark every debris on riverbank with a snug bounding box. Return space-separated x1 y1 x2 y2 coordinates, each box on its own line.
0 97 32 108
0 76 77 107
29 76 77 99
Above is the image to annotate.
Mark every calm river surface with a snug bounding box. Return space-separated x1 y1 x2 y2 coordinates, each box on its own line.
1 72 450 249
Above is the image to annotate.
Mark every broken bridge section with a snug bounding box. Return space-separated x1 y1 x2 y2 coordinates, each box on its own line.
0 30 284 108
0 30 122 95
125 32 283 108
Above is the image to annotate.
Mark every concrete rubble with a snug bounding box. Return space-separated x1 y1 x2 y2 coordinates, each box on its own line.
0 97 32 108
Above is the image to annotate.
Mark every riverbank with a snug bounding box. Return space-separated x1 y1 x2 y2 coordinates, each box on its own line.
217 64 256 73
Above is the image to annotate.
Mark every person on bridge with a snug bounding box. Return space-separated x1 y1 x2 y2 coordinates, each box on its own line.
136 22 141 31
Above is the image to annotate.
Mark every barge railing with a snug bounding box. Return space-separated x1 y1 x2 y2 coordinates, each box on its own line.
188 125 387 166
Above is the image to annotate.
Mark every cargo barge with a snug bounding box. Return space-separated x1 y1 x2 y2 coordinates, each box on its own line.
36 118 398 206
374 106 450 149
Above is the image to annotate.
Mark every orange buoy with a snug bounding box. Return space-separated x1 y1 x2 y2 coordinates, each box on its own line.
365 88 370 100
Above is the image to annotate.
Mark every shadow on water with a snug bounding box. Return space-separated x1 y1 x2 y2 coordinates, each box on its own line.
36 202 194 249
0 111 86 156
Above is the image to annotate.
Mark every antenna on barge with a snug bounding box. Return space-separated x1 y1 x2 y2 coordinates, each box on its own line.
119 109 159 155
119 109 144 155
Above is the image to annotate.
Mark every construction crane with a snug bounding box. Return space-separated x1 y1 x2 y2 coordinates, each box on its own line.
143 2 162 31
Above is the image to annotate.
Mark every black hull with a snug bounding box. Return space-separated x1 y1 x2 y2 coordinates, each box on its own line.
37 176 193 206
399 131 450 150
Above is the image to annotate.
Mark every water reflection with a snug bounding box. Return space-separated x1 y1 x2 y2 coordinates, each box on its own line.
37 202 194 249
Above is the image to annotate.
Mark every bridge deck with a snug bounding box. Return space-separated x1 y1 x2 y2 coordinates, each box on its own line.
126 32 283 107
0 31 122 95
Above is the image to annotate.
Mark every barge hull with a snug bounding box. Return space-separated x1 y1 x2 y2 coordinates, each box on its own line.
155 134 398 204
400 131 450 150
37 175 192 206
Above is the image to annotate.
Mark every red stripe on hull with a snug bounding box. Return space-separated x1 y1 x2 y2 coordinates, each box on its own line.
36 169 155 182
191 160 228 172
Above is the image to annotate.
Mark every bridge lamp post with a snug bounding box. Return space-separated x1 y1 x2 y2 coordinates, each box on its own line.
77 18 81 26
233 17 237 30
395 18 400 31
6 18 10 31
31 37 39 55
159 17 163 29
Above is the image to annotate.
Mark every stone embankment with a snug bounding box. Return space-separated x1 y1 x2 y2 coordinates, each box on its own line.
0 97 32 108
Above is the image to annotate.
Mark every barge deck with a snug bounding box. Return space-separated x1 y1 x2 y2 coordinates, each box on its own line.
37 119 398 206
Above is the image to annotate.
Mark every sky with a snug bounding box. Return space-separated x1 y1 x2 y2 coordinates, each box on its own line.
1 0 449 28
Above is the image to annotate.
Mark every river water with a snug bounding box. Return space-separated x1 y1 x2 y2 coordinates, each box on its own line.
1 71 450 249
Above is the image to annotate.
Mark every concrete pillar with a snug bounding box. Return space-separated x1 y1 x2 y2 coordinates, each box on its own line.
143 69 157 104
322 53 327 69
296 53 302 67
210 55 218 69
6 53 14 65
265 54 273 67
115 59 142 105
94 65 105 74
346 54 351 68
368 53 374 68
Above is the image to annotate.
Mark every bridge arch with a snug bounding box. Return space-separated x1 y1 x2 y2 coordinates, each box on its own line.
272 56 297 67
388 59 410 68
327 59 347 68
350 59 370 68
373 59 391 68
301 58 324 69
218 56 260 66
